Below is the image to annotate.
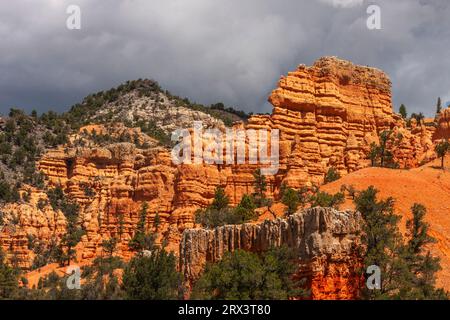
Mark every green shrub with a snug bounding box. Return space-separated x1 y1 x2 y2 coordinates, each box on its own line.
324 167 341 184
192 246 307 300
122 249 181 300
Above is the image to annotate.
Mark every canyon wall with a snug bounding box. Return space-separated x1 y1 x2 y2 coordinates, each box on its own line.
0 57 440 270
180 207 363 299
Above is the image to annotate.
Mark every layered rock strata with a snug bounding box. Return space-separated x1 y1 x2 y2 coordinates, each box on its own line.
0 57 441 272
435 108 450 140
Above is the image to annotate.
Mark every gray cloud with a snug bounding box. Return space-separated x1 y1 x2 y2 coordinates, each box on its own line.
0 0 449 116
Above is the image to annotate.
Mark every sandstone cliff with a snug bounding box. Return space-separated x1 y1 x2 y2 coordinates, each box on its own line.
180 207 363 299
0 57 443 288
249 57 436 188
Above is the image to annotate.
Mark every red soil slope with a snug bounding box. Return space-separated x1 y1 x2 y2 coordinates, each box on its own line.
321 158 450 291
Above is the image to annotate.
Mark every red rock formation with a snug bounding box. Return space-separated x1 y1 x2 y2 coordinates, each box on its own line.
0 57 443 297
435 108 450 140
179 207 363 299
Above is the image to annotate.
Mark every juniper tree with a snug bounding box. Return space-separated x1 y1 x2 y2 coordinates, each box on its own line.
0 248 19 299
355 187 447 299
354 186 402 299
435 140 449 169
211 187 229 210
233 194 257 222
192 246 307 300
195 188 257 228
122 249 181 300
369 142 380 167
399 104 407 119
253 169 268 207
324 167 341 184
128 202 156 253
281 185 300 216
102 237 118 258
436 97 442 115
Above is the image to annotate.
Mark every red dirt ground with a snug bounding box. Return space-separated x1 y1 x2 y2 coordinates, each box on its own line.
321 157 450 291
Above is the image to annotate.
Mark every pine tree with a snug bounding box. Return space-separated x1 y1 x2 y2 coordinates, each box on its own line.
324 167 341 184
379 130 393 168
192 246 307 300
399 104 407 119
128 202 155 253
399 203 446 299
435 140 449 169
154 211 161 233
195 188 256 228
253 169 268 207
102 237 118 258
234 194 257 222
122 249 181 300
355 186 402 299
0 248 19 299
355 187 447 299
436 97 442 115
47 188 84 267
368 143 379 167
80 254 124 300
407 204 435 254
281 185 300 216
211 187 229 210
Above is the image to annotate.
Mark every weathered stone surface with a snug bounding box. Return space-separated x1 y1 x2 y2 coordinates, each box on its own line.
435 108 450 140
0 57 444 298
180 207 363 299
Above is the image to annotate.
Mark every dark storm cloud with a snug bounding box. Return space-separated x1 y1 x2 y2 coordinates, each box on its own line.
0 0 449 116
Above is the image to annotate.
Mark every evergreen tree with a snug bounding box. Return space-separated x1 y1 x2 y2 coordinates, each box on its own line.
154 211 161 233
253 169 268 207
0 248 19 299
81 255 124 300
379 130 393 168
233 194 257 222
46 187 84 266
281 185 300 216
102 237 118 258
369 143 380 167
195 188 257 228
407 204 435 254
435 140 449 169
128 202 156 253
436 97 442 115
399 104 407 119
324 167 341 184
410 112 425 123
355 186 402 299
309 191 344 209
192 246 307 300
355 187 447 299
122 249 181 300
211 187 229 210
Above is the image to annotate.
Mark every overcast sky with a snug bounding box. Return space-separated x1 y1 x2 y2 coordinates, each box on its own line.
0 0 449 116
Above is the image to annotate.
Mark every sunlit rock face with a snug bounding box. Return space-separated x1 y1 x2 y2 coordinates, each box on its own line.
435 108 450 140
0 57 440 285
180 207 363 300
